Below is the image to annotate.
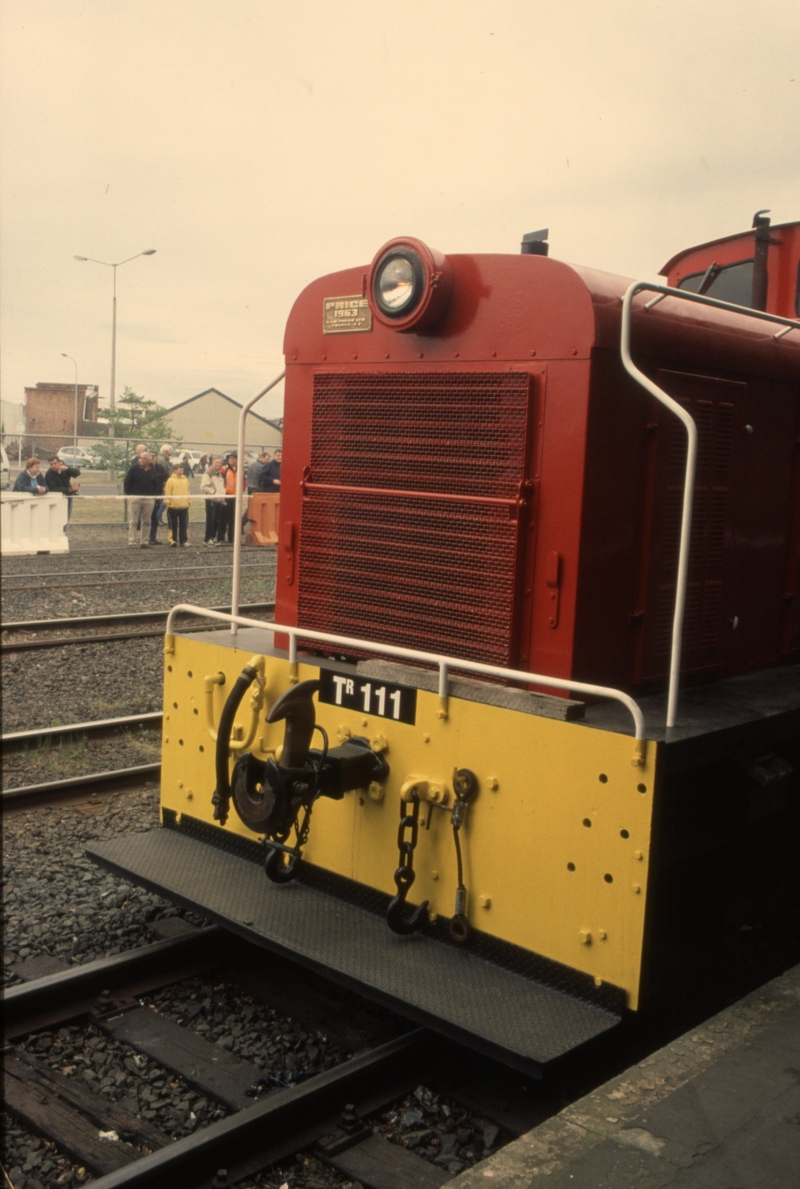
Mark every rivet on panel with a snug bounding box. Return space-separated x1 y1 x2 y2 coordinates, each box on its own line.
177 782 184 789
423 733 431 743
336 725 352 742
431 871 439 881
579 930 592 945
632 884 641 894
635 850 643 861
594 977 603 986
361 718 369 728
598 929 607 941
358 796 365 806
368 782 384 802
487 776 499 791
186 791 193 801
479 895 491 909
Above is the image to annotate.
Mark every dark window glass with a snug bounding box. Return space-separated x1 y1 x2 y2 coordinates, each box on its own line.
678 259 754 307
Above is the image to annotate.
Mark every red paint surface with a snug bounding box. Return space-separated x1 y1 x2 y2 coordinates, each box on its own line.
276 246 800 694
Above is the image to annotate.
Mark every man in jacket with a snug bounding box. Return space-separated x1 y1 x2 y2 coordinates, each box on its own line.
257 448 282 493
200 456 227 545
123 451 160 547
45 456 81 522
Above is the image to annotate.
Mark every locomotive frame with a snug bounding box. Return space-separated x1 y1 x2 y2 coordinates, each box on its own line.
90 218 800 1073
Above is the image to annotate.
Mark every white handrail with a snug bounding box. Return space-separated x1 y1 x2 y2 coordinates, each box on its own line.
231 371 285 634
620 281 799 731
165 602 648 761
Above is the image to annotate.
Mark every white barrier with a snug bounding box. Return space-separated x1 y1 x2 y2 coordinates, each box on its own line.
0 493 69 556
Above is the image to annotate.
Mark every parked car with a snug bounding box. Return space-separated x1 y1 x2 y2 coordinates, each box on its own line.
177 450 207 476
57 446 97 469
0 444 9 489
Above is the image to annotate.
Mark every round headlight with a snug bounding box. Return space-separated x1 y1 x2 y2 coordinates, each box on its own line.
374 251 424 317
367 237 453 331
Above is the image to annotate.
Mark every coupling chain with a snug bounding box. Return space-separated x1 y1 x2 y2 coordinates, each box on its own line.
395 789 421 893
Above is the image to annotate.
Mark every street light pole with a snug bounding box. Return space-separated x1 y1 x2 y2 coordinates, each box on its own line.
73 249 157 423
61 353 79 445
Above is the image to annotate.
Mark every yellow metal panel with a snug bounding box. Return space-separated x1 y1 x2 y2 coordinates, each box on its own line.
161 636 657 1008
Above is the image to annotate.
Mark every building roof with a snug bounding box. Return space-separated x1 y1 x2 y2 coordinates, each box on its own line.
167 388 282 433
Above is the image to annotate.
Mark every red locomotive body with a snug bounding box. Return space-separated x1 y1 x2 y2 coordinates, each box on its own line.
276 226 800 700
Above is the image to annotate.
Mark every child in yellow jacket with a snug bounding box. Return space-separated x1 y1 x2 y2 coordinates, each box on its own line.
164 463 191 547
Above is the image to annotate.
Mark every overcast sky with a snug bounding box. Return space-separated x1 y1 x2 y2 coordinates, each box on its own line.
1 0 797 426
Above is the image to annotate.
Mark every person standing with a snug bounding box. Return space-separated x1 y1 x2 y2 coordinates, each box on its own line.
150 445 173 544
221 451 243 543
164 461 191 546
247 452 269 494
200 456 226 545
44 456 81 522
257 448 281 493
123 451 159 547
12 459 47 494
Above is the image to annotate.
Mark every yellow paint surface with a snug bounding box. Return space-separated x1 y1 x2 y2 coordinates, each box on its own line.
162 636 657 1008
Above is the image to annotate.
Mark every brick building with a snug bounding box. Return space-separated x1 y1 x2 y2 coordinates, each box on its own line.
24 382 100 438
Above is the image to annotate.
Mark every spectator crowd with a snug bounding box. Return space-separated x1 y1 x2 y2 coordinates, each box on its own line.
123 445 281 548
9 446 281 549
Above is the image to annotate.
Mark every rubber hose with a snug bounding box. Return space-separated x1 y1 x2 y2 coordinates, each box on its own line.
213 663 259 825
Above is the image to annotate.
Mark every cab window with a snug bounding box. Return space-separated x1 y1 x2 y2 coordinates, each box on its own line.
678 259 754 307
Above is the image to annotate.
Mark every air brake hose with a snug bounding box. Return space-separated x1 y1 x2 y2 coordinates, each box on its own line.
212 662 260 826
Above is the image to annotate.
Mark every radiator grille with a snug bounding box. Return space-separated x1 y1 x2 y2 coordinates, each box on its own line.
298 371 531 667
310 371 529 499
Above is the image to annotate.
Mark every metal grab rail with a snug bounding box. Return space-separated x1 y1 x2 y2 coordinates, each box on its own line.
232 371 286 632
165 602 648 764
620 281 799 731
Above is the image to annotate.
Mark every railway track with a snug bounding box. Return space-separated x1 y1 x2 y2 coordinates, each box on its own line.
1 570 268 596
1 602 275 652
3 923 527 1189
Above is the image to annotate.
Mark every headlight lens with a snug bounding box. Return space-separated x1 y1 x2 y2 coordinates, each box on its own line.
377 256 415 310
374 250 424 317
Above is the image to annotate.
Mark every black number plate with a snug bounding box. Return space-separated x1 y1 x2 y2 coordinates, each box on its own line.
318 669 417 725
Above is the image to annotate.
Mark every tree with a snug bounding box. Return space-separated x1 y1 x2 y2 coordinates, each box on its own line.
91 388 181 476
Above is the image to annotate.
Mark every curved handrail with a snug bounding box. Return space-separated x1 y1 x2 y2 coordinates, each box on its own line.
620 281 799 730
165 603 648 763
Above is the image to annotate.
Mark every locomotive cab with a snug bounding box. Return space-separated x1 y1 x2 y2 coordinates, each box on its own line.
90 220 800 1074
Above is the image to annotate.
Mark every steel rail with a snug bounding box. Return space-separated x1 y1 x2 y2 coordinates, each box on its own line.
2 572 268 595
84 1028 431 1189
1 601 275 634
166 604 647 760
3 927 226 1040
2 620 272 654
1 563 269 582
620 280 799 731
2 764 161 810
2 711 162 753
